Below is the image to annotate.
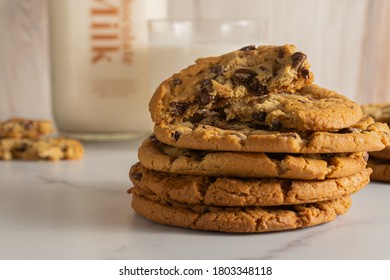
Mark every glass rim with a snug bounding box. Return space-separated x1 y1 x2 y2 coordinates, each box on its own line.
148 18 265 27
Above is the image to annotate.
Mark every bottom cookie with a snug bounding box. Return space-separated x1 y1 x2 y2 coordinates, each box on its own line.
131 194 352 233
367 158 390 182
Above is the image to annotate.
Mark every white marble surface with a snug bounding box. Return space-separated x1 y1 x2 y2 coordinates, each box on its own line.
1 138 389 260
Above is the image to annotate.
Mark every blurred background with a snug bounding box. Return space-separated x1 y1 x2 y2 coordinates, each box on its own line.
0 0 389 123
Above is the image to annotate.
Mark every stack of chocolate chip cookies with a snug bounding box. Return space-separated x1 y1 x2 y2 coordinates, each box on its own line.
128 45 390 233
362 103 390 182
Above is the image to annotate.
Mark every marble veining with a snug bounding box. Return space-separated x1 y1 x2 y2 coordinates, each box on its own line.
1 139 390 260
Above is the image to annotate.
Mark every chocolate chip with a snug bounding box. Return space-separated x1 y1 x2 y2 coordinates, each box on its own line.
188 112 206 124
173 131 181 141
131 172 143 181
23 121 34 130
252 111 267 122
14 143 28 152
251 123 270 130
291 52 307 69
200 79 212 88
271 119 282 130
232 68 257 83
240 45 256 51
210 65 224 76
320 154 335 160
149 134 159 143
199 91 214 105
299 67 310 79
198 79 214 105
172 78 182 86
278 48 285 58
212 107 227 119
192 151 208 161
170 102 188 116
281 181 292 189
247 79 268 96
267 153 287 161
338 127 358 134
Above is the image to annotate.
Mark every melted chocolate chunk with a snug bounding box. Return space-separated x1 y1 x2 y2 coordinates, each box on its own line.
271 119 282 131
252 111 267 122
267 153 287 161
170 102 188 116
173 131 181 141
320 154 335 160
233 68 257 83
281 181 292 189
210 65 224 76
172 78 182 86
247 79 268 96
338 127 359 134
251 123 270 130
188 112 206 124
278 48 285 58
192 151 208 161
291 52 307 69
198 79 214 105
14 143 28 152
202 207 211 214
131 172 143 181
199 91 214 105
299 67 310 79
240 45 256 51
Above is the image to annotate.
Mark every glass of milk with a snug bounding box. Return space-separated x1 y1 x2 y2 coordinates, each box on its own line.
49 0 166 141
148 19 267 93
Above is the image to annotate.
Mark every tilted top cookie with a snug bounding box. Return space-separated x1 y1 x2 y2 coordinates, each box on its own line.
150 44 363 131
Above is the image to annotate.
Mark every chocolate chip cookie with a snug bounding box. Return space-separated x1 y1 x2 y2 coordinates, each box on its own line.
0 138 84 160
0 118 53 139
154 115 390 153
139 137 368 180
150 44 362 133
129 162 370 206
131 194 351 233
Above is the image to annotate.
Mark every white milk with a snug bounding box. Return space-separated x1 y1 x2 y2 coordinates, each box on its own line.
49 0 166 140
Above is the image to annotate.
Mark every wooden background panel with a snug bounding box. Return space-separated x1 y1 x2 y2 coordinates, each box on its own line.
358 0 390 104
0 0 50 120
0 0 389 121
